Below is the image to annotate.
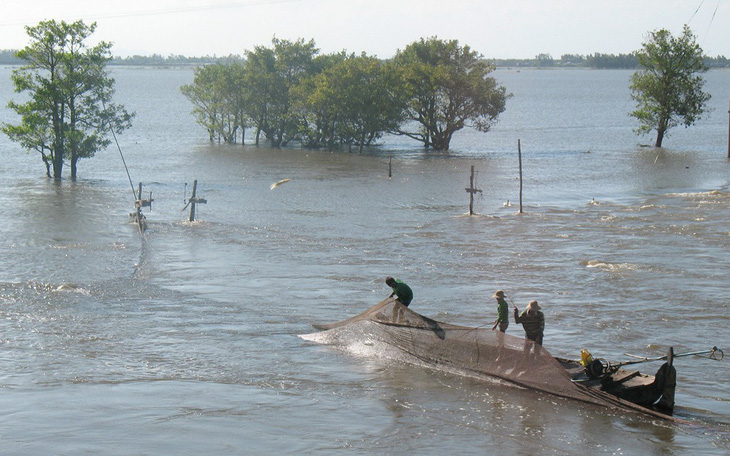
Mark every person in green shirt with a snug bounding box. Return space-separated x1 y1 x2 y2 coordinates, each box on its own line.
385 277 413 306
492 290 509 332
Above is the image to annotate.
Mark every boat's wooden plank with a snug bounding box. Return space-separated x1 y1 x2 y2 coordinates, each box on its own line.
612 370 641 384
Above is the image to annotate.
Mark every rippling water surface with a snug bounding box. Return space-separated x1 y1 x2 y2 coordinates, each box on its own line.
0 66 729 455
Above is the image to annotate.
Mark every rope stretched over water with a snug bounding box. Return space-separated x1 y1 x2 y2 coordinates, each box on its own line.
111 123 138 202
102 99 137 202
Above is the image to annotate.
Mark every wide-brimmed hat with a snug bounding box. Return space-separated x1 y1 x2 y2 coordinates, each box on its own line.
493 290 505 298
527 300 541 310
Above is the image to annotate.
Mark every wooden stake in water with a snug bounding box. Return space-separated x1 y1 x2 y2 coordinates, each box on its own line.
131 182 153 234
465 165 482 215
518 140 524 214
186 179 207 222
388 155 392 178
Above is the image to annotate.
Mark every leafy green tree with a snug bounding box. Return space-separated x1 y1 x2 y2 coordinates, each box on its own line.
243 45 277 145
297 53 404 152
630 25 710 147
2 20 133 179
222 60 248 144
181 61 247 144
269 38 319 147
181 64 225 142
292 52 347 149
243 38 319 147
334 54 404 152
392 37 509 151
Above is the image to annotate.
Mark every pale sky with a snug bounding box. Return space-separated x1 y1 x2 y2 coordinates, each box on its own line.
0 0 728 59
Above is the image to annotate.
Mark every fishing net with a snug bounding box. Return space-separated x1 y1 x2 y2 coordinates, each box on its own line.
303 299 676 420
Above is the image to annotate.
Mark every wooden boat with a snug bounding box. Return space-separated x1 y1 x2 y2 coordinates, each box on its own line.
557 348 676 415
303 299 722 421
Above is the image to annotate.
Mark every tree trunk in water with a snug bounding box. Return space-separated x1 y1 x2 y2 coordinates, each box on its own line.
654 130 665 147
655 118 667 147
70 144 78 180
272 130 283 147
52 126 64 178
43 156 52 178
71 156 78 180
51 103 63 178
432 135 451 151
52 152 64 179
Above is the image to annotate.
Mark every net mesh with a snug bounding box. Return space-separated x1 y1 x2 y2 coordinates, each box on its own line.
305 299 676 420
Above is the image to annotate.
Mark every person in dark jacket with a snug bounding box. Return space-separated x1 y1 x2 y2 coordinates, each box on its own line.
514 300 544 346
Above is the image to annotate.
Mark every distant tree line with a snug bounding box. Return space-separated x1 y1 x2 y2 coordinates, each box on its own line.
0 49 23 64
2 48 728 69
493 53 729 69
111 52 730 70
180 37 508 151
110 54 242 67
0 49 242 66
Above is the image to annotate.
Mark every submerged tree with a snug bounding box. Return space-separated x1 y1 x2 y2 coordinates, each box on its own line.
292 52 348 149
630 25 710 147
179 36 513 153
243 44 276 146
181 62 246 144
269 37 319 147
392 37 509 151
297 52 404 152
244 37 319 147
2 20 133 179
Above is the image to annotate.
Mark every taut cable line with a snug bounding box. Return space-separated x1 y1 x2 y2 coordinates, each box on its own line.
102 99 137 202
111 122 138 202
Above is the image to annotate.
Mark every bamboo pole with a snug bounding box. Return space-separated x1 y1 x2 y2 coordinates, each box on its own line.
469 165 475 215
518 140 523 214
189 179 198 222
133 182 146 234
465 165 482 216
